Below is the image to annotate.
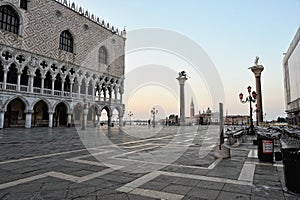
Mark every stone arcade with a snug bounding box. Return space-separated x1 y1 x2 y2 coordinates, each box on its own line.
0 0 126 128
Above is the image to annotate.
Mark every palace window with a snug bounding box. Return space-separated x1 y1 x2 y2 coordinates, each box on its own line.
20 0 28 10
0 5 19 34
59 30 74 53
99 46 107 64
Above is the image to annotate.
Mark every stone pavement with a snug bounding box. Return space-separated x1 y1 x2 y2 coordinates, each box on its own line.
0 125 299 200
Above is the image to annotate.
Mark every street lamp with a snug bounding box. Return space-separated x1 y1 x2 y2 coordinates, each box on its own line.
128 111 133 125
150 107 158 127
239 86 257 135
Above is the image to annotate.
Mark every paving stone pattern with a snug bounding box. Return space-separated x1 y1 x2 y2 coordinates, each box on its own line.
0 126 299 199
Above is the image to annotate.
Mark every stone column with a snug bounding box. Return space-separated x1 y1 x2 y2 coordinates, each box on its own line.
103 89 107 101
0 111 5 129
25 110 33 128
67 113 72 127
17 72 21 92
85 84 89 99
3 68 8 90
82 107 88 130
114 88 118 102
92 85 95 101
70 81 73 98
177 73 188 125
119 116 124 127
119 87 124 103
41 76 45 94
107 112 112 127
61 81 65 97
48 112 54 128
250 65 264 124
97 112 101 126
77 84 81 98
51 78 55 95
108 89 112 103
29 75 34 93
119 113 124 127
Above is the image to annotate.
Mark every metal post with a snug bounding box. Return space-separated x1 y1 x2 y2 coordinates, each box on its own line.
219 103 224 149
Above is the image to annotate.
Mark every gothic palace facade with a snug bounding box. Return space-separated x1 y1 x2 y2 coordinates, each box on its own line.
0 0 126 128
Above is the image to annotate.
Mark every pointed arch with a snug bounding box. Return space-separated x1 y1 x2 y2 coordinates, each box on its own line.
0 5 20 34
99 46 108 64
34 68 42 88
52 100 71 114
72 103 83 126
59 30 74 53
7 63 17 84
32 100 49 127
4 95 30 111
31 98 52 111
20 66 28 86
53 102 68 127
4 97 27 127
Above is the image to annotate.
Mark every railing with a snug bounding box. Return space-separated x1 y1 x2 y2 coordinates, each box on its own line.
20 85 28 92
87 95 93 100
43 88 52 95
33 87 41 93
63 91 70 97
54 91 61 96
6 83 17 91
0 82 123 104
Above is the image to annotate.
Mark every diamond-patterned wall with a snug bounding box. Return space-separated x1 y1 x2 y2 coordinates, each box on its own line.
0 0 125 78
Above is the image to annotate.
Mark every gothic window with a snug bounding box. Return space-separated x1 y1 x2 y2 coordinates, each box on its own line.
59 30 74 53
99 46 107 64
0 5 19 34
20 0 28 10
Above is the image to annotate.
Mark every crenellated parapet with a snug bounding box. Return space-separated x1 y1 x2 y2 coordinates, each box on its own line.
54 0 126 38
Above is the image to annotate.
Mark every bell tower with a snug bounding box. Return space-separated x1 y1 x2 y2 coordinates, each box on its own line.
190 98 195 118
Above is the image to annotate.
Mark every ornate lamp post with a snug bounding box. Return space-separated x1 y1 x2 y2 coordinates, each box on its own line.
128 111 133 125
150 107 158 127
239 86 257 135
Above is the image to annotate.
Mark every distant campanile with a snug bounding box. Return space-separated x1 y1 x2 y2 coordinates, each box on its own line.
190 98 195 118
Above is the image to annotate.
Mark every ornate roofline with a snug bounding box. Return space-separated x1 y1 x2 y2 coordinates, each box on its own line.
54 0 126 39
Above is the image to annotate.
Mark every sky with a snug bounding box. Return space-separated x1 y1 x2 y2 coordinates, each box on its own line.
74 0 300 121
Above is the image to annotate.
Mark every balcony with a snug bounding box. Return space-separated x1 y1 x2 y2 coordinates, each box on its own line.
0 82 122 104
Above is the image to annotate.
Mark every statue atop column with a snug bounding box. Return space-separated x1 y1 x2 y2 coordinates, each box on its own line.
254 56 259 66
178 70 187 78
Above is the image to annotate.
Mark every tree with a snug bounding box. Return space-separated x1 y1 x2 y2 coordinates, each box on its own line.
277 117 287 123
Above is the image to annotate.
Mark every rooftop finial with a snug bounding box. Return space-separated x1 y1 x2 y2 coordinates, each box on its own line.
54 0 126 37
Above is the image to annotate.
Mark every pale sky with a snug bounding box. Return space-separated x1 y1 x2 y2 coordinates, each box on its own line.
74 0 300 121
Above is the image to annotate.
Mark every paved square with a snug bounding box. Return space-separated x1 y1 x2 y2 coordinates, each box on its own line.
0 126 299 199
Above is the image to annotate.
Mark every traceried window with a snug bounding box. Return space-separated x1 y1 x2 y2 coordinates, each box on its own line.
99 46 107 64
59 30 74 53
0 5 19 34
20 0 28 10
